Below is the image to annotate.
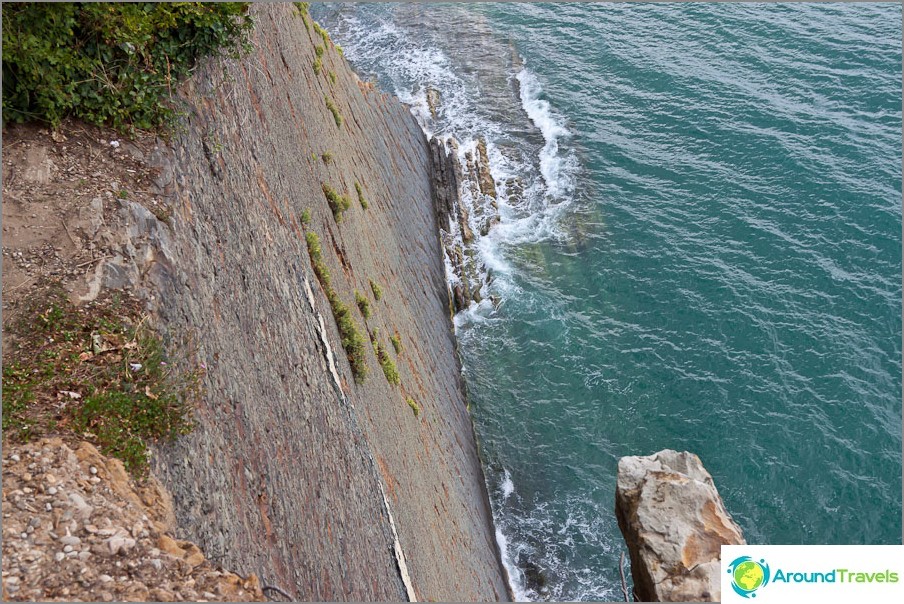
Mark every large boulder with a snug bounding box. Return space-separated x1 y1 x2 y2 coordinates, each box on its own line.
615 450 745 602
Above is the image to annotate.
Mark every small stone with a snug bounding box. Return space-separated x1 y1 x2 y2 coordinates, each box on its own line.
10 454 20 462
60 535 81 547
89 466 98 475
22 473 32 482
99 574 113 583
47 486 57 495
89 476 101 484
44 473 57 485
63 544 74 553
20 532 28 540
78 551 91 561
54 552 65 562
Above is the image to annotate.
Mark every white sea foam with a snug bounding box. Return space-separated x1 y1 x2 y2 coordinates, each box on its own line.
516 67 578 201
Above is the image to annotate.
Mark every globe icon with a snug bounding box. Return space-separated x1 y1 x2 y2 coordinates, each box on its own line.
733 560 765 592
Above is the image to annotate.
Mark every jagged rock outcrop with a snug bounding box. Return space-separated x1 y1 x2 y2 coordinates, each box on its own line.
615 450 745 602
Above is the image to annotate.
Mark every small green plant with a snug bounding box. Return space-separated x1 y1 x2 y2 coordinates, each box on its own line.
355 181 369 210
313 57 322 75
369 279 383 301
315 45 325 58
321 152 333 164
300 209 311 225
321 183 351 221
294 2 311 30
390 333 402 355
306 231 368 382
355 289 371 319
324 96 343 127
370 334 400 386
406 396 420 417
336 44 344 57
312 21 330 46
118 189 129 199
328 71 337 85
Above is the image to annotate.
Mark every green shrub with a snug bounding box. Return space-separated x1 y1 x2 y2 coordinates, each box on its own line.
355 181 369 210
406 397 420 417
313 57 322 75
355 289 371 320
321 183 350 221
324 96 343 127
390 333 402 354
321 151 333 164
300 209 311 225
315 44 325 57
293 2 309 16
2 2 253 132
328 71 337 85
369 279 383 301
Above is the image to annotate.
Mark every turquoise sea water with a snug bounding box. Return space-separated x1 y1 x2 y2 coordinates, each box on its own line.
315 3 902 600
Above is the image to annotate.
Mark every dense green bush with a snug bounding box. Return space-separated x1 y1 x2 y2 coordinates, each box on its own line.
2 2 253 132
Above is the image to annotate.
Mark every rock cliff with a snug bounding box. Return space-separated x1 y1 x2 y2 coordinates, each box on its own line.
139 4 509 601
615 450 745 602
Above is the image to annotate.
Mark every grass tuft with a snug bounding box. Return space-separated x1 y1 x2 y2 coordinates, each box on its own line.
355 181 369 210
321 183 351 222
306 231 369 381
390 332 402 355
406 396 420 417
355 289 371 320
300 209 311 225
369 279 383 301
324 96 343 127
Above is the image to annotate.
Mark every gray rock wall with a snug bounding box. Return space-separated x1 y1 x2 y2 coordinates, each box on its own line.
615 450 745 602
147 5 509 601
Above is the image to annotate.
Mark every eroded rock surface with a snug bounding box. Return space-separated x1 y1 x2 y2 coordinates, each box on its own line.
615 450 745 602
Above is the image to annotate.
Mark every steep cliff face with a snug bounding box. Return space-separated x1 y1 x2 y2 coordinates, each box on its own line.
146 4 509 601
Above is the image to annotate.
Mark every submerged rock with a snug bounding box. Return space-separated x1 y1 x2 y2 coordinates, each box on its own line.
426 86 442 119
615 450 745 602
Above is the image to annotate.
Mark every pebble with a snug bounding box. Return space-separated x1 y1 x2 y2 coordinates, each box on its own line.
54 552 65 562
60 535 81 546
63 545 74 553
10 454 20 462
89 466 98 475
47 486 57 495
